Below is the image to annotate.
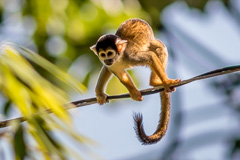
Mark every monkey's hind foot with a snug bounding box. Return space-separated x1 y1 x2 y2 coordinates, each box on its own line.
150 78 180 92
164 79 181 92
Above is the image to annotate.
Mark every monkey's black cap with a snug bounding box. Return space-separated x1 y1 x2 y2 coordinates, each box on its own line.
96 34 119 52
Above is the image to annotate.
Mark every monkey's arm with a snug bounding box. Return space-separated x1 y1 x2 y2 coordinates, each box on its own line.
95 66 112 104
113 70 143 101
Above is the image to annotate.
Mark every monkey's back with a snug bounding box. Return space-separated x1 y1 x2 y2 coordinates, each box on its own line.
115 18 154 52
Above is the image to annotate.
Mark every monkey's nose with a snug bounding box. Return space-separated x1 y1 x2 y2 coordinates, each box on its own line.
104 59 113 66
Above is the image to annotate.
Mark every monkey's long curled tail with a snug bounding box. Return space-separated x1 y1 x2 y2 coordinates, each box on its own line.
133 91 170 145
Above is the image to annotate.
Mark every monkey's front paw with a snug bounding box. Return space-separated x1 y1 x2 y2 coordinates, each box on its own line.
96 93 109 105
130 91 143 101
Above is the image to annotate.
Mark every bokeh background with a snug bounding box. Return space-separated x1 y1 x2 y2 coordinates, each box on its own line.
1 0 240 159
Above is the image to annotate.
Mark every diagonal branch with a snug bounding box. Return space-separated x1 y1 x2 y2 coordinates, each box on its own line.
1 65 240 128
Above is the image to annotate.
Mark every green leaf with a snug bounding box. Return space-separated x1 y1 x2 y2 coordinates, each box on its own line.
35 117 61 150
3 99 12 116
82 71 91 87
17 45 87 93
13 125 27 160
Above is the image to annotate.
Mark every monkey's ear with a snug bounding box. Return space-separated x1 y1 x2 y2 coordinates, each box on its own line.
90 44 97 54
116 39 127 53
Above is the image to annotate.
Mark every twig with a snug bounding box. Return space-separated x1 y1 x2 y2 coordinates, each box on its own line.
0 65 240 128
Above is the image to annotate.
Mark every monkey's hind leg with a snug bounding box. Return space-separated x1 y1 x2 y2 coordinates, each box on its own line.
149 39 180 90
150 72 163 87
149 39 167 87
149 39 168 66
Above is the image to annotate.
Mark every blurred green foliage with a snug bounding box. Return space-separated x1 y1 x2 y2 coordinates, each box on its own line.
0 45 87 159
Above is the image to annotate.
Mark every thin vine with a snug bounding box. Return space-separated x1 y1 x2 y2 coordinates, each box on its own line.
0 65 240 128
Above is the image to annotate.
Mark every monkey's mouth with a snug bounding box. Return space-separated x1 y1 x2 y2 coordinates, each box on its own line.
104 59 114 66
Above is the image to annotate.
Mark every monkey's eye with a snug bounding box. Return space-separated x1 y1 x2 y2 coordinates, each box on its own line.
107 51 113 57
100 53 106 58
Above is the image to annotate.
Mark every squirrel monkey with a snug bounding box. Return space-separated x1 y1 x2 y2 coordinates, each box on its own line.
90 18 180 144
